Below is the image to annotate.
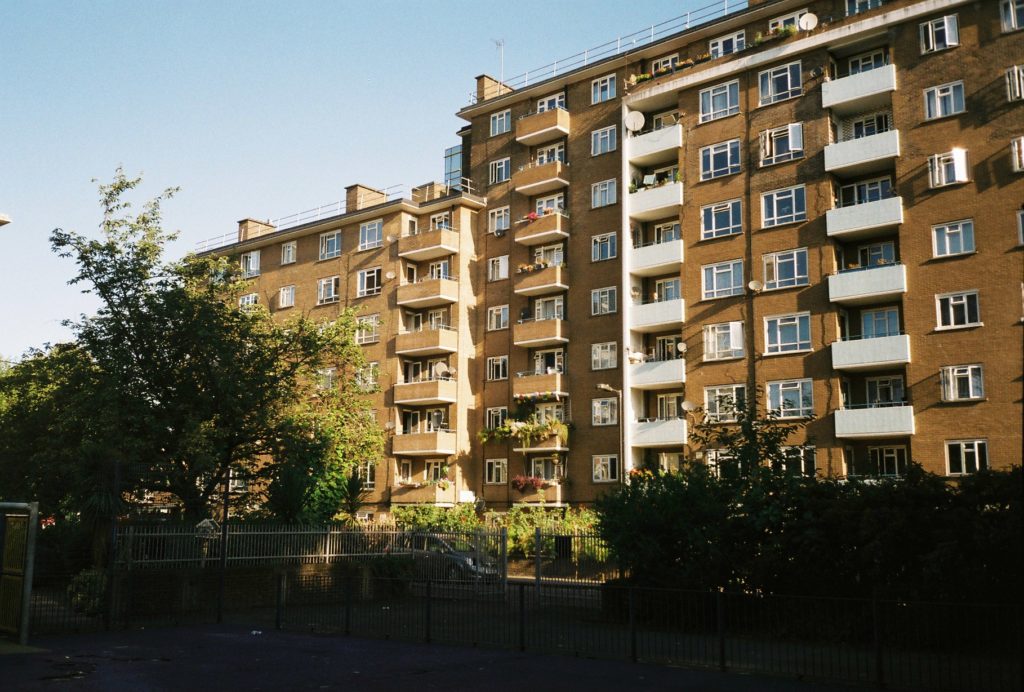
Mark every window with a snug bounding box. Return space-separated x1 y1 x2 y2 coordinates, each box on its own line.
762 186 806 227
240 250 260 278
592 74 616 104
1013 137 1024 172
534 296 564 321
356 314 380 344
765 313 811 353
867 447 907 477
1001 0 1023 32
763 248 809 290
591 233 617 261
487 305 509 330
929 149 970 187
1019 210 1024 246
278 285 295 309
920 15 959 53
429 212 451 230
847 112 891 139
355 362 379 391
700 140 741 180
924 81 965 119
535 142 564 164
487 255 509 281
317 276 340 304
591 287 617 315
932 220 975 257
702 259 744 299
591 398 618 426
941 364 984 401
699 81 740 122
317 368 336 390
591 126 617 155
281 242 296 265
783 447 816 476
489 157 511 184
769 9 807 32
847 0 883 15
487 355 508 381
319 231 341 260
651 54 678 73
856 241 895 267
530 457 563 481
861 308 900 338
490 109 511 136
848 49 888 74
592 342 617 370
537 93 566 112
489 206 510 234
485 459 508 485
759 62 802 106
839 176 892 206
705 449 738 478
866 376 904 405
239 293 258 308
593 455 619 483
654 277 680 302
701 199 742 239
705 384 746 422
535 193 564 214
425 461 446 483
936 291 980 328
397 460 412 483
591 179 617 208
946 440 988 476
1007 65 1024 101
768 379 814 418
486 407 508 429
654 222 680 243
704 322 744 361
759 123 803 166
357 268 382 297
356 220 382 251
709 31 744 58
536 402 565 423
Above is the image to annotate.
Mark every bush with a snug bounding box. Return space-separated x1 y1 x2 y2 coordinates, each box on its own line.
392 504 481 532
67 568 106 615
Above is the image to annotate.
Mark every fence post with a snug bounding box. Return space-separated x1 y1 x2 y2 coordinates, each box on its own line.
628 586 638 663
873 595 885 688
717 590 727 672
500 527 508 592
425 579 432 644
534 527 542 595
518 582 526 652
275 572 286 631
344 574 352 636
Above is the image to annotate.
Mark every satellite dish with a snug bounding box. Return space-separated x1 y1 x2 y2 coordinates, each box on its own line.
624 111 646 132
385 271 396 280
798 13 818 31
681 401 697 413
448 367 457 378
748 280 764 292
384 421 396 430
676 342 687 354
432 362 451 379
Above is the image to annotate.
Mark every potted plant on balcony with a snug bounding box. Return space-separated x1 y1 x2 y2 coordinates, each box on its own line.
511 475 545 492
694 52 711 64
677 57 695 70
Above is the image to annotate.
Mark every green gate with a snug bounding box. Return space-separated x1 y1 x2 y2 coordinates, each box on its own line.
0 502 38 645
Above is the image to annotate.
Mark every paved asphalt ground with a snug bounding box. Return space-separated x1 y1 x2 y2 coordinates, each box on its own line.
0 625 875 691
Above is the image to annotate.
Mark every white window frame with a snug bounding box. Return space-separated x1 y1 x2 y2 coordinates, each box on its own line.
534 141 565 165
591 179 617 208
924 81 965 120
946 440 988 476
239 293 258 308
358 219 383 251
591 232 617 261
280 241 296 265
704 384 746 422
487 355 509 381
530 457 563 481
591 125 617 156
317 367 336 391
592 455 619 483
765 312 811 354
591 342 617 370
1018 210 1024 246
357 268 382 297
768 379 814 418
1012 137 1024 172
485 459 508 485
700 139 741 180
763 248 809 290
783 447 817 476
651 54 678 73
487 255 509 281
489 157 511 184
486 407 508 429
278 285 295 309
425 461 445 483
591 398 618 426
759 123 803 166
1007 65 1024 101
759 61 802 106
932 219 975 257
940 364 984 402
592 74 616 104
317 276 340 305
240 250 260 278
1001 0 1023 32
699 81 740 123
704 322 744 361
701 199 742 239
355 314 380 344
928 149 970 187
847 0 883 16
920 15 959 53
319 231 341 260
536 92 566 112
487 305 509 331
702 259 744 300
355 362 379 391
397 460 412 483
488 206 510 234
709 31 744 58
761 185 806 227
490 109 511 136
591 287 617 315
769 9 807 32
935 291 981 329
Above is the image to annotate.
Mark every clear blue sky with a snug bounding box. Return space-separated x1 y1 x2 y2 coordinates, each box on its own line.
0 0 716 359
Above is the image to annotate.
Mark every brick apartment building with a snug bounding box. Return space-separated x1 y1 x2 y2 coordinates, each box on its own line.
203 0 1023 516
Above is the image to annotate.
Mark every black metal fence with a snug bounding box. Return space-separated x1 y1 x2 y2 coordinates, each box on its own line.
26 566 1022 692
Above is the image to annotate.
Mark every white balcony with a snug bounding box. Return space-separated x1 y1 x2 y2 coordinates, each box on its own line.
631 239 684 277
822 64 896 116
632 417 687 448
834 405 915 439
630 298 685 332
628 125 682 167
826 197 904 241
629 182 683 222
825 130 900 177
828 264 906 306
629 357 685 390
831 335 911 371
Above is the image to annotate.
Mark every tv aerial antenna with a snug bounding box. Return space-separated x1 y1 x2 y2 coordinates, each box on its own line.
492 39 505 83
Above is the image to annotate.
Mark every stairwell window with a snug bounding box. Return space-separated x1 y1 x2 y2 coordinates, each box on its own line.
765 313 811 354
592 74 616 104
591 126 617 156
920 15 959 53
487 356 508 381
358 220 383 250
355 314 380 344
486 408 508 429
487 305 509 331
702 259 744 299
278 285 295 309
700 140 741 180
239 293 258 308
932 220 975 257
924 81 965 120
763 248 809 290
940 364 984 401
1007 66 1024 101
489 206 510 234
357 268 382 297
487 255 509 281
319 231 341 260
768 379 814 418
705 384 746 422
240 250 260 278
317 276 340 304
699 81 740 122
936 291 980 329
947 440 988 475
592 455 619 483
1002 0 1023 32
485 459 507 485
760 123 803 166
759 62 802 106
591 287 617 315
592 179 617 208
281 241 296 265
761 185 806 227
591 232 617 261
591 398 618 426
490 109 511 136
704 322 744 361
1012 137 1024 172
592 342 617 370
701 199 742 239
489 157 511 185
928 149 969 187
